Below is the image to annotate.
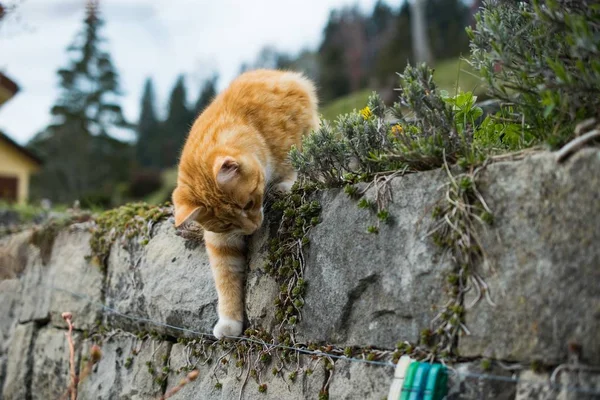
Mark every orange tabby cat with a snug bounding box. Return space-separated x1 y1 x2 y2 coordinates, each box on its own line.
172 69 319 338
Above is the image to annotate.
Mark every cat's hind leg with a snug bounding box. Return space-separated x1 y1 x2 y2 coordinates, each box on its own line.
273 171 297 193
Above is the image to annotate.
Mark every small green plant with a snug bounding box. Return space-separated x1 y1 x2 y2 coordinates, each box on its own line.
366 225 379 234
376 209 390 223
343 184 358 197
481 358 492 371
357 198 372 209
426 164 493 356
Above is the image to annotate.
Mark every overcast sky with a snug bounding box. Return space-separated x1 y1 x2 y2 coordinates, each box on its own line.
0 0 381 144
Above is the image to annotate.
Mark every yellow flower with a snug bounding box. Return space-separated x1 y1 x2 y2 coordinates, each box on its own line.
360 106 372 120
391 124 404 136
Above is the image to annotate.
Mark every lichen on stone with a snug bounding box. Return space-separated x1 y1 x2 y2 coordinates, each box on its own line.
87 201 172 266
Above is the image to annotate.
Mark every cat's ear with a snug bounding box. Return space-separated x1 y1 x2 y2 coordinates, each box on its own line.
214 156 240 186
172 186 207 228
174 204 207 228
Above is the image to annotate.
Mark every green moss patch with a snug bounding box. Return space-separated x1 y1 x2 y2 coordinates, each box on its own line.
88 202 172 267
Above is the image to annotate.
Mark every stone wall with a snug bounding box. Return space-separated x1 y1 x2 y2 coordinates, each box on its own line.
1 149 599 400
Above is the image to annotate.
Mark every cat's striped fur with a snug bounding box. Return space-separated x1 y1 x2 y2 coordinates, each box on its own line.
173 69 319 338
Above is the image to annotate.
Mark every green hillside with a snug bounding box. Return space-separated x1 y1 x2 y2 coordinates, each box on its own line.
321 58 486 121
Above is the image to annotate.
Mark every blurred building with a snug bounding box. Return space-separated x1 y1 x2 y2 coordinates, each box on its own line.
0 72 19 106
0 72 42 204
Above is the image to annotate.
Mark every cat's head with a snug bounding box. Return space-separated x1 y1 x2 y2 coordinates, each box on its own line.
172 153 265 235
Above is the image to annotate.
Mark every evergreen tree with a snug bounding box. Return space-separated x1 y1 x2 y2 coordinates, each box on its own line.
194 75 218 116
161 75 193 167
318 10 354 102
136 78 160 168
364 0 395 85
367 0 394 39
426 0 470 60
373 0 470 93
28 0 133 205
375 3 413 90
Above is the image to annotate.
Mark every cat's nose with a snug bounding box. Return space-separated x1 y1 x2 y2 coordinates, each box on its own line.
242 219 261 235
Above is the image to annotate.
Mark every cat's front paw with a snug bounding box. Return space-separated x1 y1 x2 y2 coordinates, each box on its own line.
213 317 243 339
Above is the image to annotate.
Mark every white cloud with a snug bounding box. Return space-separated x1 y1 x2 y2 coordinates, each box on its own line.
0 0 380 144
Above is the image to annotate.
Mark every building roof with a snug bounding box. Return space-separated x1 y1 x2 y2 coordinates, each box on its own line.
0 71 19 96
0 131 43 166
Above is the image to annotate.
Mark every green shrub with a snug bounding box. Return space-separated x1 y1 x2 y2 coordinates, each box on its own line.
390 63 471 169
291 65 484 184
468 0 600 147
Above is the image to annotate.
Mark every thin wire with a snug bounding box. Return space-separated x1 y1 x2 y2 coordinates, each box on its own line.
451 371 600 396
51 286 393 367
51 285 600 396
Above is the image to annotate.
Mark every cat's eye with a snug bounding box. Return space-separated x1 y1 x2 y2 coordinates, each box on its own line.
243 200 254 210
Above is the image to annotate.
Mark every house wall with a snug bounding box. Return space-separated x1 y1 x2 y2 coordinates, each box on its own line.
0 139 39 204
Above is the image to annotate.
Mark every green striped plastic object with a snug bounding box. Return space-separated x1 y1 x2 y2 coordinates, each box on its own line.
423 364 448 400
407 362 431 400
399 361 419 400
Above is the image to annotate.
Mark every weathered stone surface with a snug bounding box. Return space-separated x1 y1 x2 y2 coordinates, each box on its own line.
447 361 517 400
78 335 170 400
0 230 31 279
0 355 6 399
299 169 453 348
47 228 104 330
166 343 326 400
0 279 23 394
105 221 218 336
31 327 81 400
245 208 281 331
514 367 600 400
0 279 22 355
556 368 600 400
245 272 279 331
18 246 51 324
0 230 43 329
328 360 393 400
460 149 600 365
2 322 36 400
515 370 556 400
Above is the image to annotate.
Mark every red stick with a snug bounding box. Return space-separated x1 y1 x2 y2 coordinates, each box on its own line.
62 312 77 400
